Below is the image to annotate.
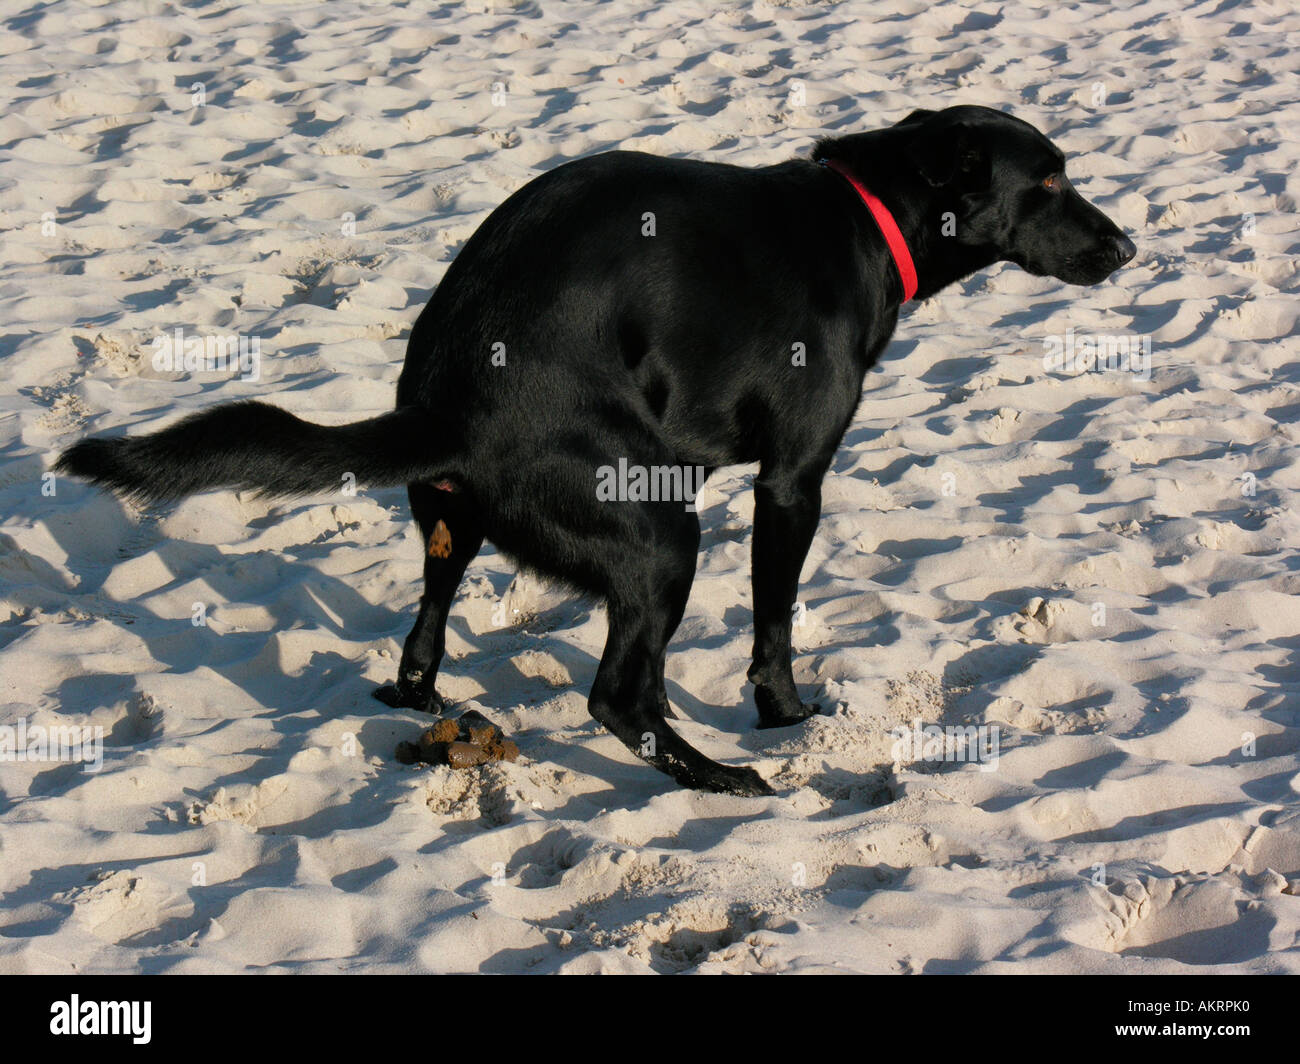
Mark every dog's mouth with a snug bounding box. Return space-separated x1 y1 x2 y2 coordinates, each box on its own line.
1055 257 1126 285
1012 251 1129 287
1010 230 1136 287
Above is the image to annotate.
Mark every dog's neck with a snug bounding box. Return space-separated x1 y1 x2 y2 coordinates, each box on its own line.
813 130 999 303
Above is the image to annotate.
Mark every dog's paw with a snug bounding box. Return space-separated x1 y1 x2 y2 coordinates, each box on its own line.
372 682 446 715
706 765 775 797
753 683 822 729
755 701 821 730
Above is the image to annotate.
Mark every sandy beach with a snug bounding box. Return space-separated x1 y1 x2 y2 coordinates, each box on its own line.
1 0 1299 973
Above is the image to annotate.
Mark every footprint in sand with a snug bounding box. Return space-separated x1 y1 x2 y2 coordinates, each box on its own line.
1105 875 1274 965
54 869 192 947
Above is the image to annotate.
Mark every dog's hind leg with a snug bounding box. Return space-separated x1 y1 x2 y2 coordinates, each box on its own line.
442 415 765 794
582 504 769 796
373 481 484 715
592 598 770 796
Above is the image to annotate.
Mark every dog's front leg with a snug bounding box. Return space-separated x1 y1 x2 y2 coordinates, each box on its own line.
747 468 823 729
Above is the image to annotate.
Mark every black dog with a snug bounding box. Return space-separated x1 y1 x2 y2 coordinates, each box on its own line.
57 105 1135 797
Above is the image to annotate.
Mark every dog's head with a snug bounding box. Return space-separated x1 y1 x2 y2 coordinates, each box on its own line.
896 105 1135 286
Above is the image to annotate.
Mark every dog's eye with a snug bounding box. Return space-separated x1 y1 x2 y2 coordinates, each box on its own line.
1042 173 1060 191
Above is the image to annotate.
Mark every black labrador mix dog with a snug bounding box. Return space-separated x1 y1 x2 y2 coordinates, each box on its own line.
58 105 1135 797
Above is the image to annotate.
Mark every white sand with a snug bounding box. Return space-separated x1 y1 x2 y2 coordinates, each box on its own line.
2 0 1299 973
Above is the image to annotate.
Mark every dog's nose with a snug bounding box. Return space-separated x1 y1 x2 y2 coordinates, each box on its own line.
1107 234 1136 268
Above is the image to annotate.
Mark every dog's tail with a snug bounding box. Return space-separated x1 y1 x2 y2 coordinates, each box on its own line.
54 401 455 506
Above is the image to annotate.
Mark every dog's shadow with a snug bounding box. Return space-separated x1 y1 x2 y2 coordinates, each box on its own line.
14 460 770 810
14 463 906 846
8 462 446 758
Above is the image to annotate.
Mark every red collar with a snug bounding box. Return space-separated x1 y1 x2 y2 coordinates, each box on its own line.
822 158 918 303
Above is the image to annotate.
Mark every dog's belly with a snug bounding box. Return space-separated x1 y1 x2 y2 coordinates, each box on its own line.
621 306 865 470
629 349 828 470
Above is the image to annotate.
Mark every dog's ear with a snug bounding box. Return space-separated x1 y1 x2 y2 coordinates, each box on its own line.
906 121 990 192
